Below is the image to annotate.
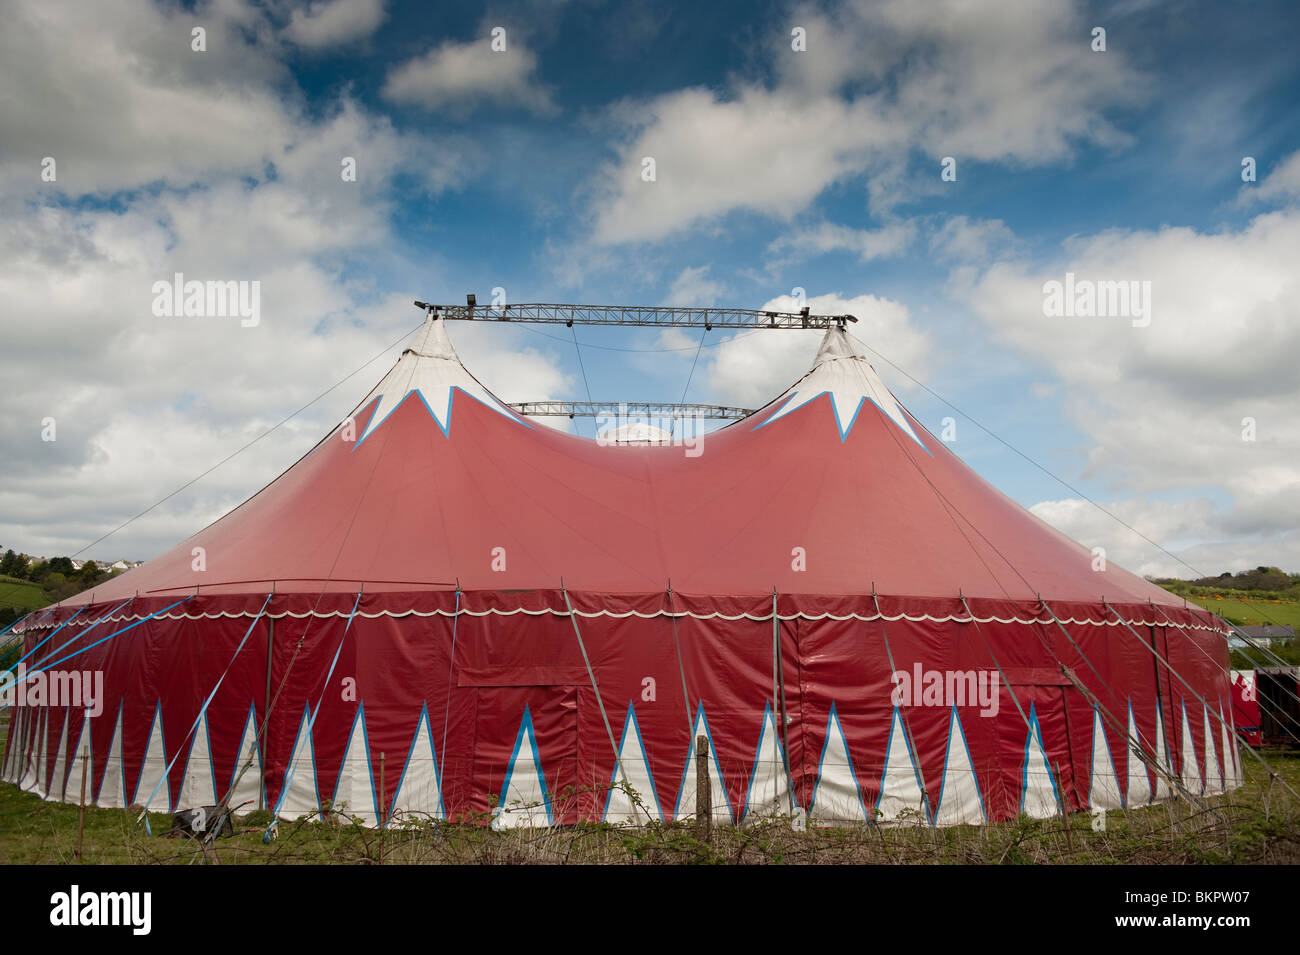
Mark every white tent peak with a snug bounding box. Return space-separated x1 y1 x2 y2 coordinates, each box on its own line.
759 325 927 447
812 325 867 366
351 315 519 443
403 313 461 362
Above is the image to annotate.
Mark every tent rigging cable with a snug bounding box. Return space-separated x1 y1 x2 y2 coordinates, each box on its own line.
436 581 462 817
851 356 1213 810
872 589 933 824
569 327 594 438
670 328 709 441
665 584 696 752
1141 597 1300 737
562 583 639 821
64 320 426 561
771 588 798 816
134 590 274 830
227 338 425 827
264 586 364 831
847 329 1296 637
1107 600 1300 805
1038 598 1209 810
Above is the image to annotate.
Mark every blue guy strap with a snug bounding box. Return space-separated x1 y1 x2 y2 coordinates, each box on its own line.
135 592 274 825
28 597 191 676
6 603 97 676
267 590 364 836
0 601 134 715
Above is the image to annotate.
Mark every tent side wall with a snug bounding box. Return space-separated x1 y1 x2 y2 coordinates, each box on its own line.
3 594 1235 826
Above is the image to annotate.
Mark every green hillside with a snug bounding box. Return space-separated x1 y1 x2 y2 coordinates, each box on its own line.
0 575 47 612
1188 594 1300 629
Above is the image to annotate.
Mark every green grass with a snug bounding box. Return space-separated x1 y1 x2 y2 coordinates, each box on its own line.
1184 594 1300 629
0 578 46 612
2 703 1298 865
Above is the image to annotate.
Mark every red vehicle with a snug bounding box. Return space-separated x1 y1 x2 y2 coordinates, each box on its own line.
1231 671 1261 747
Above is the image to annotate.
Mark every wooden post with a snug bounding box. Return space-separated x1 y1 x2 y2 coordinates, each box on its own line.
694 735 711 843
76 754 87 862
1057 762 1074 853
378 751 386 865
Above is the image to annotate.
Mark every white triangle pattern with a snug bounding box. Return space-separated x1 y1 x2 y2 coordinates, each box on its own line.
1126 704 1153 808
227 704 264 810
64 712 93 805
936 708 985 825
674 706 733 823
134 704 170 811
604 705 661 825
494 707 551 829
1220 704 1241 789
1202 704 1223 796
332 707 379 826
390 707 444 823
175 710 218 810
1021 708 1059 819
98 706 126 808
1179 702 1202 795
809 706 868 825
743 704 795 822
1152 705 1173 800
877 707 928 825
44 710 69 802
1088 708 1123 811
275 707 320 818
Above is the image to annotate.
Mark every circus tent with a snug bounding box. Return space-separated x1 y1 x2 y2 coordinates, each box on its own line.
2 314 1239 826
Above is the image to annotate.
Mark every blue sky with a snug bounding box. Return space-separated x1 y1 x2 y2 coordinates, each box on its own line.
2 0 1299 577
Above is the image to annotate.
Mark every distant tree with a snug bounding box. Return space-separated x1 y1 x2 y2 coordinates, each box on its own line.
0 549 25 577
25 560 47 582
46 556 74 576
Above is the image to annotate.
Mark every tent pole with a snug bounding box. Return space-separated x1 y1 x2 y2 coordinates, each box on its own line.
261 599 274 813
771 589 797 816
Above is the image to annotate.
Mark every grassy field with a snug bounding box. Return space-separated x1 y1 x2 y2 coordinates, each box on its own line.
2 710 1297 865
0 575 47 613
1185 594 1300 629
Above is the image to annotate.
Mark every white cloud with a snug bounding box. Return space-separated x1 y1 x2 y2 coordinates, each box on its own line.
589 0 1140 244
1249 149 1300 205
0 0 294 195
929 216 1020 264
284 0 387 49
0 0 562 563
767 220 917 267
970 208 1300 573
665 265 728 306
382 37 554 114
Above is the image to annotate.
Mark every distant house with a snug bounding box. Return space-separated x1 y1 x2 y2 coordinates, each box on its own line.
1233 624 1295 648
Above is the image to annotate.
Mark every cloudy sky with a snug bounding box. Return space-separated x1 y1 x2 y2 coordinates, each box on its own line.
1 0 1297 579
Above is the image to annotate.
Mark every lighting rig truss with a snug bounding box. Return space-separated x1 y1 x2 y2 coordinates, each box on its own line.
509 401 754 420
415 295 857 330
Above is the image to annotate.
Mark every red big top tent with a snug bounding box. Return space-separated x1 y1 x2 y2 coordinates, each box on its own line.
3 315 1241 826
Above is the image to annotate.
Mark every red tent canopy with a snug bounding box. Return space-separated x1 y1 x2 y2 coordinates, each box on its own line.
5 316 1237 827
